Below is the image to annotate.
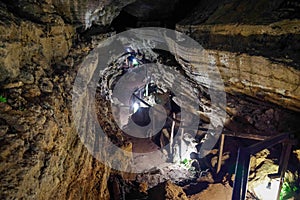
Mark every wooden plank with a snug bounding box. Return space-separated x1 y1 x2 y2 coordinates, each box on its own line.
217 134 225 173
276 143 292 200
222 130 271 141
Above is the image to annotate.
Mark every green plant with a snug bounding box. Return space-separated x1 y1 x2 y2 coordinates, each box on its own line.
0 95 7 103
180 158 198 177
181 158 188 165
180 158 194 169
280 181 299 200
180 158 189 167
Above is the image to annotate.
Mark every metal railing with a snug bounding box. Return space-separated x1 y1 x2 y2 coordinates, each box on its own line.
231 132 297 200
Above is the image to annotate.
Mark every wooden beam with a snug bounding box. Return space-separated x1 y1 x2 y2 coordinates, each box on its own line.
217 134 225 173
276 143 292 200
170 112 176 155
222 130 271 141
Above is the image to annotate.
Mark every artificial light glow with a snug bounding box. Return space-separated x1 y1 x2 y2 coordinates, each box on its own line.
253 178 280 200
133 102 139 113
132 58 139 66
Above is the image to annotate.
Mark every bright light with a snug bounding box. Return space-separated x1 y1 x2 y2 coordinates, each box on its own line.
132 58 139 66
253 178 280 200
133 102 139 113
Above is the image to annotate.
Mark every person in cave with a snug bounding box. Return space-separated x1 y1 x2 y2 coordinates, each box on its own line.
119 48 151 72
126 54 139 68
121 47 140 68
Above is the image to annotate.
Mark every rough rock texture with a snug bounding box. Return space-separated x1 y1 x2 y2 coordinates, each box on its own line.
0 38 115 199
0 2 74 82
2 0 136 30
179 0 300 25
148 180 189 200
208 49 299 111
0 0 142 197
0 1 119 197
176 0 300 111
248 149 300 200
0 0 299 199
188 183 232 200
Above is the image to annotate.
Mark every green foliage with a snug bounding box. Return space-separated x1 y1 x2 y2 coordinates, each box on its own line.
180 158 190 167
280 180 299 200
180 158 193 169
181 158 188 165
0 95 7 103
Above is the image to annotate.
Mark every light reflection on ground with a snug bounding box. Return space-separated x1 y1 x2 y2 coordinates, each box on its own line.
253 178 280 200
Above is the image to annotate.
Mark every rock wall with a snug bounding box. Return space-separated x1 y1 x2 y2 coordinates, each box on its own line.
0 2 74 82
0 55 112 199
0 1 123 199
173 47 300 112
2 0 136 30
176 0 300 111
0 0 299 199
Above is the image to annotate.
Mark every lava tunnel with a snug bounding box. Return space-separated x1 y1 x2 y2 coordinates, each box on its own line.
0 0 300 200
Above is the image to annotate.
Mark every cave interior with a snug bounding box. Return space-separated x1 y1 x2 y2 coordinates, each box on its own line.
0 0 300 200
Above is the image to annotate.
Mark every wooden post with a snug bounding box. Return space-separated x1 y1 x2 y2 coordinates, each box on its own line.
170 112 176 155
180 127 184 160
217 134 225 173
145 83 148 97
276 143 292 200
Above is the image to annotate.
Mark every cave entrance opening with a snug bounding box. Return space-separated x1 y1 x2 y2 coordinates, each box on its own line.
111 0 200 32
111 10 138 33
